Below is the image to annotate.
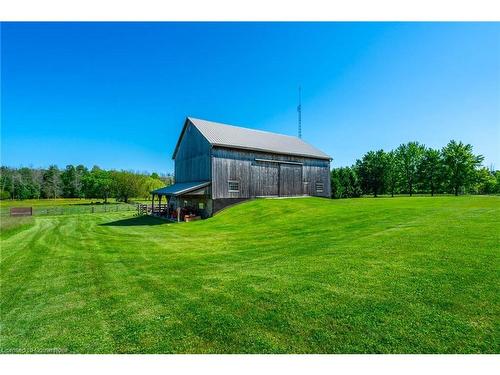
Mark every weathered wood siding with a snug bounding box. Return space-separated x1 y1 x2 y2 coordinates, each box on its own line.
302 165 331 196
174 123 212 183
279 164 303 196
250 161 279 197
211 147 330 199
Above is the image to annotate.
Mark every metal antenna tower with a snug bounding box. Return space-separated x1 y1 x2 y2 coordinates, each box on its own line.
297 86 302 139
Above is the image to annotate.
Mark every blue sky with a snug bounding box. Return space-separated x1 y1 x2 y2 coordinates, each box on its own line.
1 22 499 173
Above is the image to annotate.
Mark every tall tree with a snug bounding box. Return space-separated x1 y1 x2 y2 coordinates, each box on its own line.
395 141 425 196
341 167 362 198
0 167 13 199
42 165 62 199
330 168 342 199
61 164 88 198
112 171 142 203
82 166 113 202
385 150 399 197
95 169 113 203
141 175 165 200
11 169 24 199
32 168 44 199
18 167 41 199
442 140 483 196
474 168 497 195
418 148 443 196
331 167 361 199
61 165 77 198
74 165 88 198
355 150 387 197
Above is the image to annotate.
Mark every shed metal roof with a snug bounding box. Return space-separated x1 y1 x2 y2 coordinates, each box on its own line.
151 181 210 196
172 117 331 160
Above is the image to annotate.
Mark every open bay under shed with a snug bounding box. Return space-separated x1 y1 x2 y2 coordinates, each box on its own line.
152 117 331 219
151 181 212 219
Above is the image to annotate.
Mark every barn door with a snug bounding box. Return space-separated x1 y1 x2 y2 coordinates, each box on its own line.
279 164 303 196
250 161 279 197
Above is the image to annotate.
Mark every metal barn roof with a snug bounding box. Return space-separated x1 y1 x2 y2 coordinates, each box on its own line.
173 117 331 160
151 181 210 196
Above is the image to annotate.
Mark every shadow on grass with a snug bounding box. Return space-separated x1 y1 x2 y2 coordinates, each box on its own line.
100 215 168 227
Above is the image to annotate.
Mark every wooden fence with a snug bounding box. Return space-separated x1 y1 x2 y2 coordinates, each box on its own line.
10 207 33 216
2 204 137 217
137 203 169 216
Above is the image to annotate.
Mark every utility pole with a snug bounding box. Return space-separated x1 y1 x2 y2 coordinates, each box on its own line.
297 86 302 139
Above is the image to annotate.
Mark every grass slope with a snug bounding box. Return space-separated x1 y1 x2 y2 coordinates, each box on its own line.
1 197 498 353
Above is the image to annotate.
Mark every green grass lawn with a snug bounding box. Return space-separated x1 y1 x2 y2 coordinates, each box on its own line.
0 216 35 240
1 196 498 353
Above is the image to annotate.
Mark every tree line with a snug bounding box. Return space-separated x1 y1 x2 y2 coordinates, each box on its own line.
0 165 173 203
2 139 497 202
331 140 499 198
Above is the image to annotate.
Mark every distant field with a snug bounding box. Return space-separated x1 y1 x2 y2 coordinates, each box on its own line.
0 198 115 207
1 196 498 353
0 198 137 216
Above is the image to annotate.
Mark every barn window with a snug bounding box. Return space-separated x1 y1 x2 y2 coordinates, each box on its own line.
228 180 240 192
316 182 324 193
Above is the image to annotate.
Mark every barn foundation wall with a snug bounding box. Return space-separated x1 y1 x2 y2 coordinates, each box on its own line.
212 198 251 215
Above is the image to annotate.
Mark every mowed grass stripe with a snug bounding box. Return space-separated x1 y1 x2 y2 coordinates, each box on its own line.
1 196 498 353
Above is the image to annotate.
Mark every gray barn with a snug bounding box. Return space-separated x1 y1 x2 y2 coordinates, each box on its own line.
152 117 331 218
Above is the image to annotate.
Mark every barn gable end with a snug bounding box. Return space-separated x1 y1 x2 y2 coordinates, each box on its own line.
173 119 212 183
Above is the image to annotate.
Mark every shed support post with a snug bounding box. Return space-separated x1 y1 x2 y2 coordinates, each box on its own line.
159 195 162 215
151 193 155 215
177 207 180 223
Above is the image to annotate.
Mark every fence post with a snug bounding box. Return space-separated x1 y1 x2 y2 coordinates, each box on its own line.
92 206 95 214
